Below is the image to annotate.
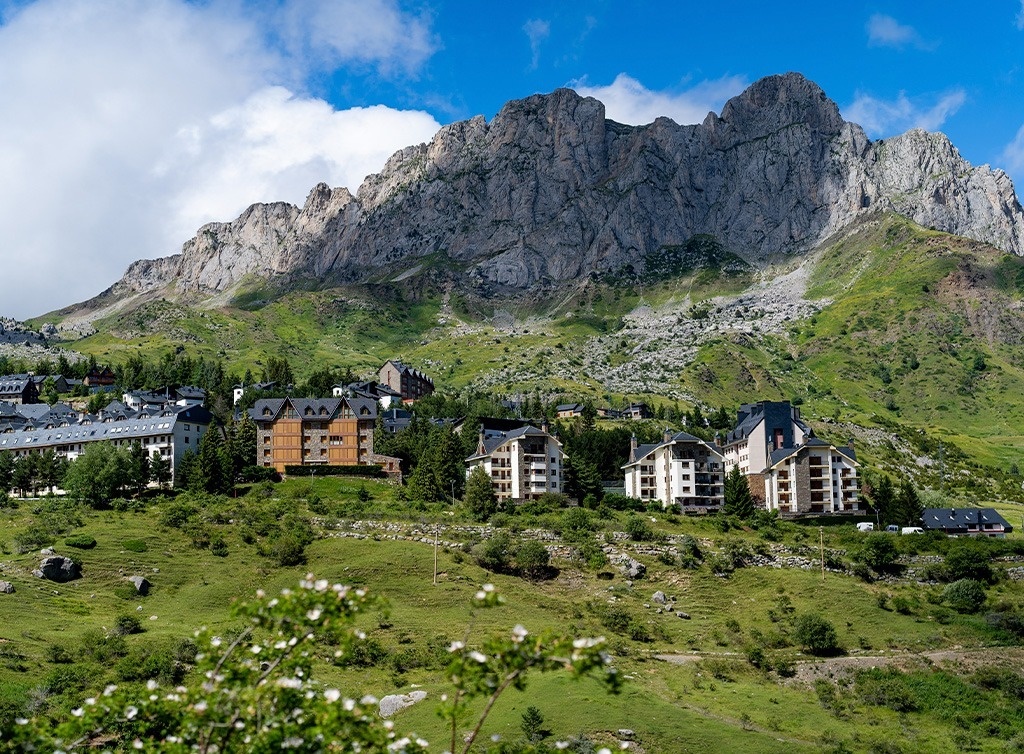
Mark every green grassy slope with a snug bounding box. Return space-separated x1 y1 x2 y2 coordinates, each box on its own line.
2 480 1024 751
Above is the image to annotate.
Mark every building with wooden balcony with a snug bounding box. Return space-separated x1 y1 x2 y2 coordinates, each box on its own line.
250 397 399 477
762 433 860 516
465 423 564 503
622 430 725 513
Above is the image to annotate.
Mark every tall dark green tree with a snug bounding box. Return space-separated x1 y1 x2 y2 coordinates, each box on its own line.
11 455 35 497
564 456 603 504
175 450 198 490
37 449 66 495
0 451 14 495
195 426 233 495
869 474 896 525
894 480 923 526
724 465 756 518
126 442 151 497
228 414 258 477
150 453 172 490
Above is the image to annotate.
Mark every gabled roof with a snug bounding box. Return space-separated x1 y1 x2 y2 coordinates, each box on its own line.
922 508 1012 531
623 431 720 467
765 438 858 470
466 425 560 462
249 396 378 423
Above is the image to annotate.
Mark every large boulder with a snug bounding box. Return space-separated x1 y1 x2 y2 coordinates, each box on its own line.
0 581 14 594
127 576 150 595
612 554 646 580
378 690 427 718
33 556 81 583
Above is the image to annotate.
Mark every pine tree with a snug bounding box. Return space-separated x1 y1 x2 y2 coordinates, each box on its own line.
227 414 258 477
724 465 756 518
127 442 151 497
196 426 232 495
895 480 923 526
0 450 15 495
150 453 172 490
870 474 896 525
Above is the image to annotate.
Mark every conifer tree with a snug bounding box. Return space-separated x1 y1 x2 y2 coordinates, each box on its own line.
724 465 756 518
464 465 497 521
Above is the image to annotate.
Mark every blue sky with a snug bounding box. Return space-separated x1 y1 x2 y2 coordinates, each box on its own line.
1 0 1023 318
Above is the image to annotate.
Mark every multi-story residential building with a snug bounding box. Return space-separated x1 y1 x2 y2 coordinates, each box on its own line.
622 431 725 513
0 403 212 485
378 360 434 403
762 433 861 515
0 375 39 405
722 401 810 477
250 397 400 477
465 424 564 503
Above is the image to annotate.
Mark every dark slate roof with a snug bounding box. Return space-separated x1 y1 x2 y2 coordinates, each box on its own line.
623 431 719 467
467 425 557 461
766 439 858 469
250 397 378 423
175 385 206 400
725 401 810 446
14 403 51 420
556 403 583 412
922 508 1012 532
0 376 33 394
0 404 211 452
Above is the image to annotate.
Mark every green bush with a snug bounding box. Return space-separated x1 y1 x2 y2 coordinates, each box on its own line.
855 668 918 712
472 532 515 573
943 578 987 613
159 501 198 529
625 514 656 542
944 541 994 583
113 615 144 636
515 540 551 580
63 533 96 549
210 535 228 557
793 613 841 656
269 533 307 567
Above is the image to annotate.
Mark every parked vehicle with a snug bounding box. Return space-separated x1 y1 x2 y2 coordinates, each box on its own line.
856 522 875 532
885 525 900 533
901 526 925 535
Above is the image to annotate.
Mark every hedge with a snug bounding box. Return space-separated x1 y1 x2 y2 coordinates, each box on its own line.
283 464 385 478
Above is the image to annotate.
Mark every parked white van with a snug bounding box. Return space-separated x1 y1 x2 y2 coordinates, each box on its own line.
901 526 925 535
856 522 875 532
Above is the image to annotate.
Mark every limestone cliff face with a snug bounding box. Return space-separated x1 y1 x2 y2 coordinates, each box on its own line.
110 73 1024 301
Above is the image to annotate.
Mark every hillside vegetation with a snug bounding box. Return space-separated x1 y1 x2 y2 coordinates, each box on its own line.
3 478 1024 752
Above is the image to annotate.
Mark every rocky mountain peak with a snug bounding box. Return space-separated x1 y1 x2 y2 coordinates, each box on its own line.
93 73 1024 310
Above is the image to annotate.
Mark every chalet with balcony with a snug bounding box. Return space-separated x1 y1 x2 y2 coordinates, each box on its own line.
249 396 399 477
762 433 860 516
465 424 564 503
623 430 725 513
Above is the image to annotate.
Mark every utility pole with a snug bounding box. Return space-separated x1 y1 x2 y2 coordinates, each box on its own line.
433 524 438 586
819 526 825 582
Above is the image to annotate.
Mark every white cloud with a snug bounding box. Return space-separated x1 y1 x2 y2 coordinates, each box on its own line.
866 13 936 50
523 18 550 71
0 0 441 319
843 89 966 136
280 0 436 76
1002 124 1024 177
570 73 748 126
1017 0 1024 30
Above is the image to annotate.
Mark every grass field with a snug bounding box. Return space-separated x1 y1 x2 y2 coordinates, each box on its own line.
3 477 1024 751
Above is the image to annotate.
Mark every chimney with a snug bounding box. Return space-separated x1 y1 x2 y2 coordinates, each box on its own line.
848 437 855 449
663 428 672 443
541 419 550 434
477 423 485 454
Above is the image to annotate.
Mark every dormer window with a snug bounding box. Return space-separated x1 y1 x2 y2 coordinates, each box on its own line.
304 407 314 416
262 407 272 416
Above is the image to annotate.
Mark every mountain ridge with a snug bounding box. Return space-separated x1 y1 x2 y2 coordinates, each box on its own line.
67 72 1024 316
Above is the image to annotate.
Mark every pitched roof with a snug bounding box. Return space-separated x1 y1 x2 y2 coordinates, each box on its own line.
466 425 559 461
623 430 721 467
922 508 1012 531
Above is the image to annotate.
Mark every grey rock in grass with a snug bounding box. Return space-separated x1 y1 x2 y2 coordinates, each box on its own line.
378 690 427 718
33 556 81 583
0 580 14 594
127 576 151 595
675 611 691 620
651 590 667 604
613 555 646 580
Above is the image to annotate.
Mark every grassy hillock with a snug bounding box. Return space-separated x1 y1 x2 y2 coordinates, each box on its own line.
3 478 1024 751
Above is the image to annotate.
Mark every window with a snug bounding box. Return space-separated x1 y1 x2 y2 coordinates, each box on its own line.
263 436 270 444
184 437 189 444
184 424 190 431
329 436 342 445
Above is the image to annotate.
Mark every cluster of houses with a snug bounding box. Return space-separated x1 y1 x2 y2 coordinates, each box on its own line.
0 359 1015 534
0 383 213 486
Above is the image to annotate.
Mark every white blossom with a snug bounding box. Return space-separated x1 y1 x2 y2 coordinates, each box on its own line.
447 640 465 653
306 608 322 621
511 625 528 642
468 650 487 663
124 706 138 720
324 688 341 703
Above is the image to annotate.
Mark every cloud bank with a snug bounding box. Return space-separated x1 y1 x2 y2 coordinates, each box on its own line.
844 89 966 136
0 0 442 319
570 73 748 126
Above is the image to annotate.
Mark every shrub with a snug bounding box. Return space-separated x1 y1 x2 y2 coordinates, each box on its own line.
793 613 841 656
210 535 228 557
855 668 918 712
159 501 198 529
515 540 551 580
473 532 515 573
891 596 913 615
269 533 307 567
944 541 994 583
63 533 96 549
943 578 987 614
122 539 148 553
113 614 144 636
856 533 900 573
625 514 656 542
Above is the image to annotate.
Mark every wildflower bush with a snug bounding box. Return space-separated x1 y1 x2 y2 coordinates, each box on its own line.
2 577 619 753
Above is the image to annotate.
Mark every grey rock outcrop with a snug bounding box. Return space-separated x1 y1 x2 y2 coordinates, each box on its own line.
33 556 81 583
0 580 14 594
378 690 427 718
127 576 150 595
613 554 646 580
96 73 1024 306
